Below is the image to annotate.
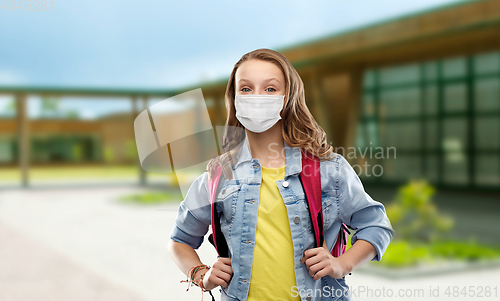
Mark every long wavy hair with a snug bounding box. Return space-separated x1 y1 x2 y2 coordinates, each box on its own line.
207 48 334 180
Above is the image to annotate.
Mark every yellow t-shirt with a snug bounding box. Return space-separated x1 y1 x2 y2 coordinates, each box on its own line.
247 165 300 300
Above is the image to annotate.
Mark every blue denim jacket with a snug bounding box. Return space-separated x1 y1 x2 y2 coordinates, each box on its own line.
170 136 395 301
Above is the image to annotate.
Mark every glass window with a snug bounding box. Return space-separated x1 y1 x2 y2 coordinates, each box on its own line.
443 156 468 185
474 77 500 112
473 52 500 75
379 63 420 86
379 87 421 118
362 93 375 117
443 118 468 185
425 154 439 183
0 96 16 118
475 117 500 150
475 155 500 186
442 56 467 79
381 121 421 150
0 136 14 163
360 51 500 189
363 70 376 89
424 84 438 116
425 119 438 150
355 122 366 149
444 83 467 112
443 117 468 148
423 61 437 81
381 154 422 181
366 120 379 147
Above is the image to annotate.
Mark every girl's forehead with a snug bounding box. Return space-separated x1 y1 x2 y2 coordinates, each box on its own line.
235 60 284 83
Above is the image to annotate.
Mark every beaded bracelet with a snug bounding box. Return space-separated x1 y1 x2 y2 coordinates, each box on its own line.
180 264 214 301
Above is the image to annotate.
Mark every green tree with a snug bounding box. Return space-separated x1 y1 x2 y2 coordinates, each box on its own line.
72 144 83 163
65 110 80 119
103 146 115 164
5 99 15 111
40 97 60 118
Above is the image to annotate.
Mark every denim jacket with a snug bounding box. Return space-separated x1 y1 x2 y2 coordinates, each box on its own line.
170 136 395 301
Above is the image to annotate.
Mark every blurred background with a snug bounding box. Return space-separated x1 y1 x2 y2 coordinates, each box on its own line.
1 0 499 300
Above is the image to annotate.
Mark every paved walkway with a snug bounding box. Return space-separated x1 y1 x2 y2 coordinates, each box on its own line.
0 221 146 301
0 186 498 301
0 186 218 301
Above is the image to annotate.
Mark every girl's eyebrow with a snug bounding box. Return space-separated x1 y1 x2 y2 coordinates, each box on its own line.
237 77 281 84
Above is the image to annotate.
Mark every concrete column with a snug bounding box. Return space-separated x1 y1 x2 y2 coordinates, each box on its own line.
132 95 148 186
322 68 363 155
304 71 331 137
16 93 29 187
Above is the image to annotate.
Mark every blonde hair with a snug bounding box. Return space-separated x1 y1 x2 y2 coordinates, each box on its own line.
207 48 334 180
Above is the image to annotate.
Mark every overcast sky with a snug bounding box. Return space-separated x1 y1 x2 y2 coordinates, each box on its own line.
0 0 467 88
0 0 466 118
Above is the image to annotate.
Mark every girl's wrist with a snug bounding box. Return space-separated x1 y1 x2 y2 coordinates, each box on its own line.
337 256 353 278
180 263 211 292
194 266 212 291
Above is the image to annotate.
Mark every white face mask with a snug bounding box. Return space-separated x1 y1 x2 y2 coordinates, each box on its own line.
235 94 285 133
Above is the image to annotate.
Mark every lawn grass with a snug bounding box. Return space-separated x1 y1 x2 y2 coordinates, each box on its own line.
0 165 176 181
118 190 182 205
0 165 199 183
344 233 500 268
375 240 500 268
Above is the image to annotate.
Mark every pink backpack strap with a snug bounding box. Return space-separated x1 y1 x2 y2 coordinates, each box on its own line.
301 150 349 258
207 162 229 257
332 223 350 257
300 150 324 248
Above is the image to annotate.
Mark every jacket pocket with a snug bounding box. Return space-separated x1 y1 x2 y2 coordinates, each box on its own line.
216 183 241 224
302 195 335 235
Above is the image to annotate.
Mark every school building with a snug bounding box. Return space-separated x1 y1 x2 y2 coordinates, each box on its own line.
1 0 499 190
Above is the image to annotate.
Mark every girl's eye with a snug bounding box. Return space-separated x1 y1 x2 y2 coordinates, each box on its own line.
241 87 251 92
265 87 276 92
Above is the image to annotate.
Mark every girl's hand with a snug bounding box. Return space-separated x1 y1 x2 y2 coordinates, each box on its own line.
300 244 348 280
202 257 233 291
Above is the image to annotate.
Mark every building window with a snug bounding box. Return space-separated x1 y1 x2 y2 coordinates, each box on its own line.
358 51 500 189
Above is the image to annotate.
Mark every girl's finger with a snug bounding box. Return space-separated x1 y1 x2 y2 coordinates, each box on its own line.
313 268 329 280
213 268 233 282
303 247 322 258
217 262 233 275
214 277 229 288
308 261 326 278
304 253 322 267
308 258 326 271
301 250 318 264
207 271 228 288
219 257 232 265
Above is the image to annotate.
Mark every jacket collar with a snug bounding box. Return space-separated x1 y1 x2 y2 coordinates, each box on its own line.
233 133 302 178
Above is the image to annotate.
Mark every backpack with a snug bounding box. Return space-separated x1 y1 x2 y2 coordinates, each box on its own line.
207 150 351 259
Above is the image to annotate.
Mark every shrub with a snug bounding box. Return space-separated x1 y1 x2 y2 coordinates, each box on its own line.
386 180 454 243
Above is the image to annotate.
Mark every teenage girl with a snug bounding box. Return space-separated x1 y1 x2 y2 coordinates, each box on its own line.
168 48 394 301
